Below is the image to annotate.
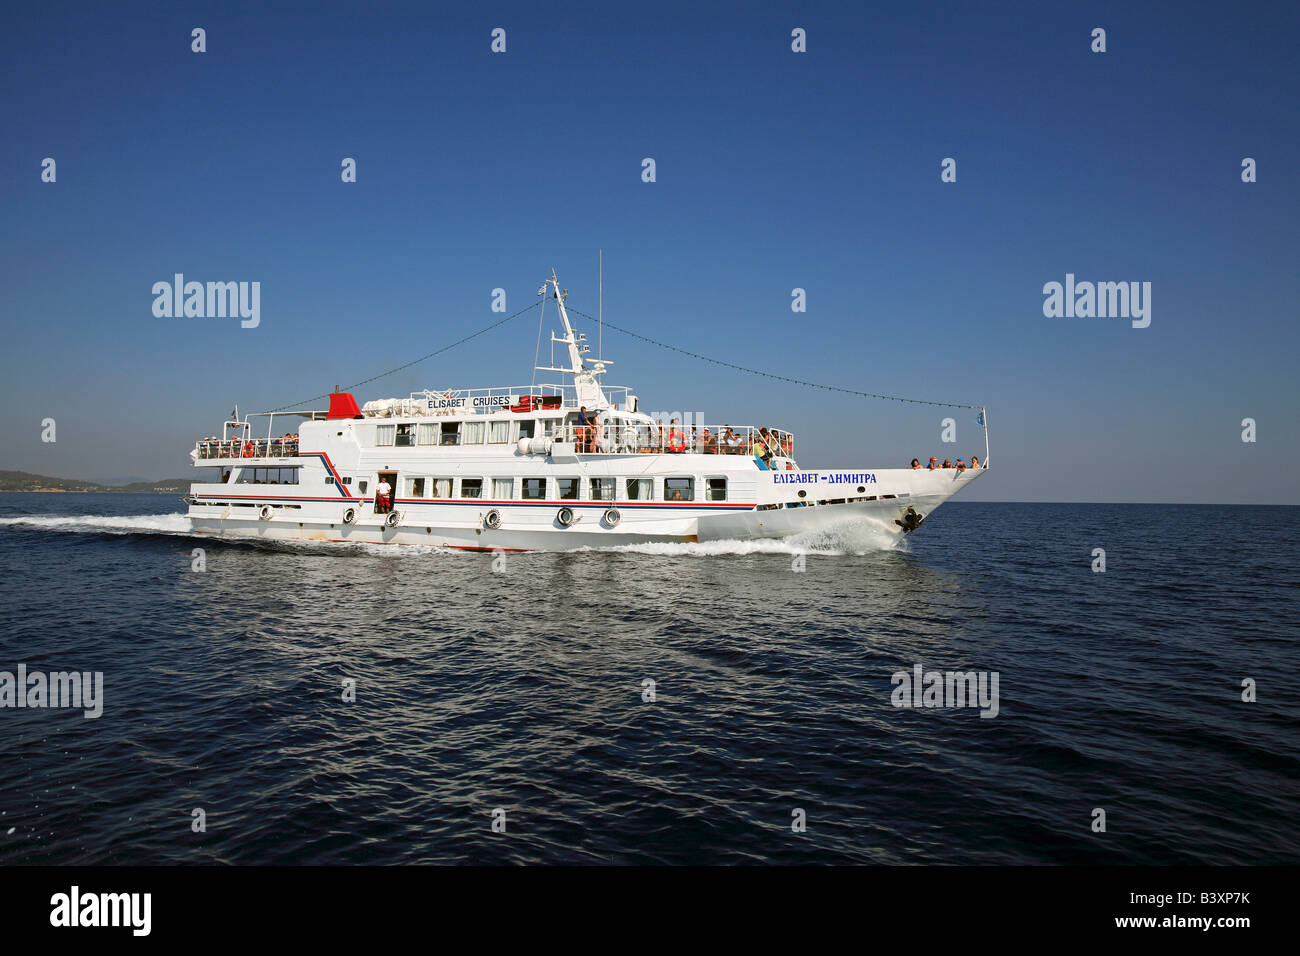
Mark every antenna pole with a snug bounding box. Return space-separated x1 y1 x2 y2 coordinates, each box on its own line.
599 249 603 362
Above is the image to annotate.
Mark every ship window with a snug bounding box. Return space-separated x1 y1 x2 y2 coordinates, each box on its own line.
492 477 514 499
396 424 415 447
665 477 694 502
706 477 727 501
409 477 426 497
462 421 485 444
460 478 483 499
590 477 615 501
625 478 652 500
342 477 352 485
244 467 299 485
376 424 396 446
431 478 452 498
522 477 546 500
517 419 537 440
417 423 438 445
325 476 335 485
358 480 368 494
557 477 579 500
440 422 460 446
488 421 510 443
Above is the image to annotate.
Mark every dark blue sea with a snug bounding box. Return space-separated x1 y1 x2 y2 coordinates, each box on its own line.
0 493 1295 865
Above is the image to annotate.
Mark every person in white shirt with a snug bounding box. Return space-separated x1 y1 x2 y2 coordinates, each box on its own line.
376 479 392 513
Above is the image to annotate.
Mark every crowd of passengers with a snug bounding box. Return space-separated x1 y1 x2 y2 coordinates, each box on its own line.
910 455 983 472
573 408 791 461
197 433 299 457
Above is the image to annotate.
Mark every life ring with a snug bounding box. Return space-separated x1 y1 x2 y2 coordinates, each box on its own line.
258 504 274 520
242 442 254 458
483 509 502 530
667 430 686 452
342 507 357 525
556 506 575 528
385 511 401 528
603 507 621 527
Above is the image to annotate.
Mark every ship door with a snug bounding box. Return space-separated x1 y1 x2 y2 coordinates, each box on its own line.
376 471 398 513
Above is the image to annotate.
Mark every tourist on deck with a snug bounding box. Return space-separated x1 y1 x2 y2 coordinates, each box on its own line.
667 419 686 454
576 406 594 452
956 458 966 472
970 455 981 469
911 458 921 469
701 428 716 453
941 458 952 469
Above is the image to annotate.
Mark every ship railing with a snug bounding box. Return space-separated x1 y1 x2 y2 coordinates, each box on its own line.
553 422 795 458
194 437 300 460
402 383 636 414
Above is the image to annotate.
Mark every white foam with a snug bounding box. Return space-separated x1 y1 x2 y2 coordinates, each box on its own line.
0 513 905 557
586 522 904 557
0 513 194 535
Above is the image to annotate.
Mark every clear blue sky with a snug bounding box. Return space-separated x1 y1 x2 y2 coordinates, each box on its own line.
3 1 1297 501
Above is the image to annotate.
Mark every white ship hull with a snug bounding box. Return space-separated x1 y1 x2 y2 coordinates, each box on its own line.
187 463 982 552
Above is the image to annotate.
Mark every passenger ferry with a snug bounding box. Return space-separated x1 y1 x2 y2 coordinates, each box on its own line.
185 274 988 550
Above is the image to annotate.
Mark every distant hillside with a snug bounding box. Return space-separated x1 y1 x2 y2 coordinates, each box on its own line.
0 470 191 493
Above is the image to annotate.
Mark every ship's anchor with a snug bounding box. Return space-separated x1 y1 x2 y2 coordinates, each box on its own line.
895 506 924 533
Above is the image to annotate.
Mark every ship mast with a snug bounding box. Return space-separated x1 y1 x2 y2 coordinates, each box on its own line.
535 271 611 409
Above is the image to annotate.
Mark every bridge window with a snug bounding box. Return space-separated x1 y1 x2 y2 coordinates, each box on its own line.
517 419 537 440
590 477 615 500
396 424 415 447
706 477 727 501
522 477 546 500
492 477 513 499
488 420 510 443
440 422 460 446
417 423 438 445
665 477 694 501
462 421 485 444
375 424 395 446
460 478 483 498
626 478 652 500
557 477 579 500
